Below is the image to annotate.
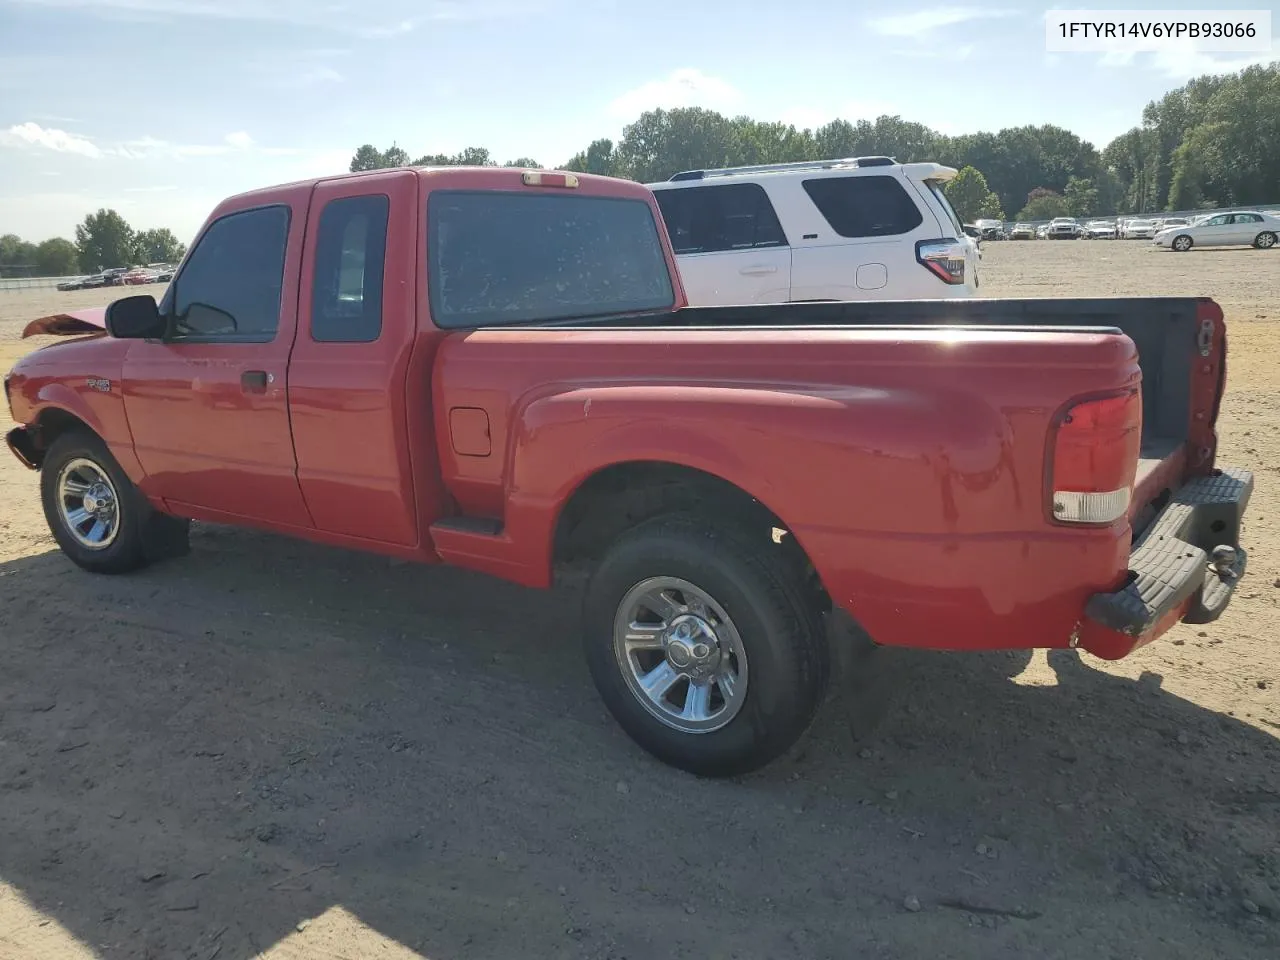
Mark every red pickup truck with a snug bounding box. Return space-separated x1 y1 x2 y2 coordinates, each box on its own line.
4 166 1252 777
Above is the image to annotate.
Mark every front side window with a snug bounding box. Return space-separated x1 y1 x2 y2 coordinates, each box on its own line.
169 205 290 341
427 191 674 329
654 183 787 254
311 195 389 343
803 175 925 238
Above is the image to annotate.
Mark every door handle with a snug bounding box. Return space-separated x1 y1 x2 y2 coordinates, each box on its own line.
739 265 779 276
241 370 272 393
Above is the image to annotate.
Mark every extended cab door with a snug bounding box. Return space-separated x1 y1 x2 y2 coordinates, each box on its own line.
652 182 791 306
122 193 312 526
287 170 422 545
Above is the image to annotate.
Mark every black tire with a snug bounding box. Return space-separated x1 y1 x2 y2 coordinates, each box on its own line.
583 514 830 777
40 430 188 574
1172 235 1193 252
1255 231 1277 250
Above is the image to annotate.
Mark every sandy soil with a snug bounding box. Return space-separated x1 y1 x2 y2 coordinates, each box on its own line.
0 241 1277 960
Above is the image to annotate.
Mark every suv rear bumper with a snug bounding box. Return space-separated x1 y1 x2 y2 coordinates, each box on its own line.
1080 466 1252 657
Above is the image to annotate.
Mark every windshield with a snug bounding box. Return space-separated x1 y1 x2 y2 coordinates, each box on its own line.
427 191 675 328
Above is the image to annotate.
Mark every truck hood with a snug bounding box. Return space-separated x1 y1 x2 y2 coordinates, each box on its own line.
22 306 107 339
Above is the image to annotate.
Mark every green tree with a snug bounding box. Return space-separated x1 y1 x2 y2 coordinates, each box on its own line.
1064 176 1099 217
503 157 540 168
565 138 618 176
0 234 38 274
1017 188 1071 221
944 166 1004 222
75 209 136 271
134 227 186 264
34 237 79 276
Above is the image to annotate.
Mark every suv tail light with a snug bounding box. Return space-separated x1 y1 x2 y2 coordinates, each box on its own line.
1048 389 1142 524
916 239 967 284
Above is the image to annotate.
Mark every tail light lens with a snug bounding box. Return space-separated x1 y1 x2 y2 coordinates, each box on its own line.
1049 389 1142 525
916 239 967 284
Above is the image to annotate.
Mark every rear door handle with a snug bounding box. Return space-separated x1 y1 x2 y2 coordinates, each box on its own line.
739 265 779 276
241 370 272 393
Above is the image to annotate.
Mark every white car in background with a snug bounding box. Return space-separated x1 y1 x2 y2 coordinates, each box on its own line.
1084 219 1116 239
1154 210 1280 251
1125 218 1158 240
648 155 980 304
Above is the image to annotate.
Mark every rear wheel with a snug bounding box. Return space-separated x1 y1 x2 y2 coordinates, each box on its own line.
583 514 829 777
1255 231 1277 250
1172 234 1194 252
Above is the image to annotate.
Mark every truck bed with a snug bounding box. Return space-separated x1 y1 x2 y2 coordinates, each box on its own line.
550 296 1215 529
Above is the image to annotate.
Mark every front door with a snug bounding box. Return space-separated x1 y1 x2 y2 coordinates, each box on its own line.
122 196 312 527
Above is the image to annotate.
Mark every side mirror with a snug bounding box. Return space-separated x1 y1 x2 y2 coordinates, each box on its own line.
105 294 165 339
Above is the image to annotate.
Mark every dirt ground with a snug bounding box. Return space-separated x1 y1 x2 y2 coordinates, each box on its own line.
0 241 1277 960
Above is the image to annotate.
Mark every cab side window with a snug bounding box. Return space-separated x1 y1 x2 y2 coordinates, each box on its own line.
654 183 787 254
311 195 389 343
168 205 290 342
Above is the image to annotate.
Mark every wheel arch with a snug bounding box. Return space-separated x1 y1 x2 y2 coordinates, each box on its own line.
551 459 832 612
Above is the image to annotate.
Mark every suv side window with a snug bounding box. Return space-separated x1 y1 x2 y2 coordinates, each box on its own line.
311 195 389 343
802 175 924 238
654 183 787 254
168 205 290 342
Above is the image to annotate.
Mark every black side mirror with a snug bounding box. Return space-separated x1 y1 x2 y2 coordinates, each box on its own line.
105 294 165 339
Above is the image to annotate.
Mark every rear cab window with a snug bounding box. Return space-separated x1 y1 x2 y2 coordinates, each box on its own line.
653 183 787 254
801 175 924 238
427 191 675 328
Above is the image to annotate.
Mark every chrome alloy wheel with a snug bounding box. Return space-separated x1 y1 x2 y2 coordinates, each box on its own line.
612 576 748 734
56 457 121 550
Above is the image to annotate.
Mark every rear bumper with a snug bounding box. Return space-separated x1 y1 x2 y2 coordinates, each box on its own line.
1081 466 1253 657
5 426 41 470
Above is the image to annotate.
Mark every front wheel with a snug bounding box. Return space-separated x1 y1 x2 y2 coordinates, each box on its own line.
583 514 830 777
40 430 186 574
1255 231 1277 249
1172 234 1194 252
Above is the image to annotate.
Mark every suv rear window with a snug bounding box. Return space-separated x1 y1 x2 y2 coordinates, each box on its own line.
802 175 924 238
428 191 674 328
653 183 787 254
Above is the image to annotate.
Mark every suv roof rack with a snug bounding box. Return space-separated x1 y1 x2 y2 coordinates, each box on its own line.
667 155 897 182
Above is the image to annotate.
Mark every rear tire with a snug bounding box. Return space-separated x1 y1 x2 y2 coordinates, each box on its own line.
583 514 830 777
40 430 188 574
1255 231 1277 250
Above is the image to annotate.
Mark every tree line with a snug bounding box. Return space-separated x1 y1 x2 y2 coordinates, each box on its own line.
0 209 186 279
350 63 1279 224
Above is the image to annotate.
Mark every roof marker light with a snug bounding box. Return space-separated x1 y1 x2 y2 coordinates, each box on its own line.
522 171 579 189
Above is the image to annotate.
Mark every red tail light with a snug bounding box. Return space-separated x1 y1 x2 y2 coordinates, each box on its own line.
1049 389 1142 524
916 239 967 284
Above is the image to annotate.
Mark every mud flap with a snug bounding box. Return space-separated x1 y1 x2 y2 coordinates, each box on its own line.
137 498 191 563
827 610 896 742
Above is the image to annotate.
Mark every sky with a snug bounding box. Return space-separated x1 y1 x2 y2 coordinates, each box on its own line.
0 0 1276 242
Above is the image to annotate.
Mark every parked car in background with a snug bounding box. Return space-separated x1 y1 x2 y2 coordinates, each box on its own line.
1047 217 1081 239
1084 220 1116 239
649 155 979 304
56 276 90 291
1154 210 1280 251
122 268 154 285
1124 219 1158 240
1009 222 1035 240
974 219 1005 241
1036 223 1050 239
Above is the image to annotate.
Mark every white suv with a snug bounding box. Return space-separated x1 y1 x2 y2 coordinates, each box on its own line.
647 156 978 306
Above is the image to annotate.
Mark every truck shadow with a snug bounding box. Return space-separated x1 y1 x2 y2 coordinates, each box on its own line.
0 525 1276 959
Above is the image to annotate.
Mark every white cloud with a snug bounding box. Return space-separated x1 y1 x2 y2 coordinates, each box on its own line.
1 122 101 157
224 131 253 149
869 7 1017 38
608 69 742 121
1130 43 1277 81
